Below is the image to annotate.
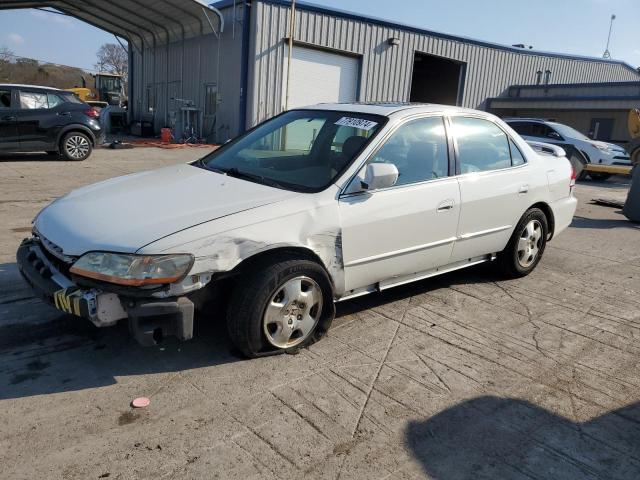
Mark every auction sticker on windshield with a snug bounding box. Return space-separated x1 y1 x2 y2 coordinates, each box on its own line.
335 117 378 131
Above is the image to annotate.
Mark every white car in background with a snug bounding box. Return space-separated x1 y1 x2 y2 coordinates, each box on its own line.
505 118 631 180
17 103 577 358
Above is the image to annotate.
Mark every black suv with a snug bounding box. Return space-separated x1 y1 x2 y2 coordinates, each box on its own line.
0 84 104 161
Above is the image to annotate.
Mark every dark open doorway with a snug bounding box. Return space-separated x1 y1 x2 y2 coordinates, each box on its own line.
409 52 466 106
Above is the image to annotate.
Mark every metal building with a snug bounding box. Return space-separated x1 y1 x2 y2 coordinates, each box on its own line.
3 0 639 144
242 0 640 133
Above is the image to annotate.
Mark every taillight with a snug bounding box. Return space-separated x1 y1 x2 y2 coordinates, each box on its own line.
84 108 100 118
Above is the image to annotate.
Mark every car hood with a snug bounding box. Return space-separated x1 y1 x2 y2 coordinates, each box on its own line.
34 164 297 256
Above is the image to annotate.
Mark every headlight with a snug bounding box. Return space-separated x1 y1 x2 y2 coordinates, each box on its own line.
592 143 611 152
70 252 194 286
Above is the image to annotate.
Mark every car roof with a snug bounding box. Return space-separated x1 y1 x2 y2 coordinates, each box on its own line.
300 102 482 118
0 84 65 92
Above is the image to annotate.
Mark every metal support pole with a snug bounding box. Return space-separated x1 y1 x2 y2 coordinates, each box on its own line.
284 0 296 111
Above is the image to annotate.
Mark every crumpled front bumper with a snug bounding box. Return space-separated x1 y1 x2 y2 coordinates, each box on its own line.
16 238 194 346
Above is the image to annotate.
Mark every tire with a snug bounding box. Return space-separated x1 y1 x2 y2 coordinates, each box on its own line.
497 208 548 278
61 132 92 161
631 148 640 167
588 172 611 182
226 253 335 358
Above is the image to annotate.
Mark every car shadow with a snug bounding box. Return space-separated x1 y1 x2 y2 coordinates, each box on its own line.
0 261 496 401
405 396 640 479
571 215 639 230
0 152 62 162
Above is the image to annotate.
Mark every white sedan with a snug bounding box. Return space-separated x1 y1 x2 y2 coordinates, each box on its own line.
17 103 577 357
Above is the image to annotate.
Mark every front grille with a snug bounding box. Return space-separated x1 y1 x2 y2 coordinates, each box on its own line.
35 234 75 276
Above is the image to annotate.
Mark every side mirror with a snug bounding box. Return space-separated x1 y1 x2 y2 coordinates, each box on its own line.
361 163 399 191
548 131 562 140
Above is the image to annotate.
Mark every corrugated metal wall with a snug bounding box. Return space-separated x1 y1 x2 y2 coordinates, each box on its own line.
247 0 640 126
130 4 243 142
510 83 640 98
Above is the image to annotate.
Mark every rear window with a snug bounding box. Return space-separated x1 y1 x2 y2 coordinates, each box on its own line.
61 93 84 104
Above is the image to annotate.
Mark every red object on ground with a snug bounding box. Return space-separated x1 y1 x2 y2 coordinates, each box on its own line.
160 128 173 144
131 397 150 408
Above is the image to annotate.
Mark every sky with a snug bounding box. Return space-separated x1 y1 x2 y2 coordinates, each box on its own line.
0 0 639 71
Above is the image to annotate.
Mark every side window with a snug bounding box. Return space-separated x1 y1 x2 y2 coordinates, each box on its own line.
509 139 526 166
47 93 65 109
509 122 532 136
0 89 11 109
20 91 48 110
369 116 449 186
451 117 512 173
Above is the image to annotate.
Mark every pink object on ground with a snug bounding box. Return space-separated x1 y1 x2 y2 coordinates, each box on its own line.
131 397 150 408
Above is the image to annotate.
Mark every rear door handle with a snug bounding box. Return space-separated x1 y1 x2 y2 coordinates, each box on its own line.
437 199 455 212
519 184 529 194
2 115 16 121
58 112 71 117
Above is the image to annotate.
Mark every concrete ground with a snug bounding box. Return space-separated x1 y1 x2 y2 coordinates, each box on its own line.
1 148 639 479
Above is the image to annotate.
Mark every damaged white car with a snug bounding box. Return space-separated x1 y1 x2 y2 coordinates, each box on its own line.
17 103 577 357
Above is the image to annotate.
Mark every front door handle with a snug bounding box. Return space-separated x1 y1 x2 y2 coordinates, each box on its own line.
2 115 16 121
519 184 529 194
437 199 455 212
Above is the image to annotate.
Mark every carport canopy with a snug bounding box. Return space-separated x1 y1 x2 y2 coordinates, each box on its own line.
0 0 224 50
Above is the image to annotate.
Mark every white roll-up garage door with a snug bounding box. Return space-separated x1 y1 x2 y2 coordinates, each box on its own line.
284 46 359 109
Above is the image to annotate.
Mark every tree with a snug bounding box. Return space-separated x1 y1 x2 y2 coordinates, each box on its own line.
94 43 128 80
0 46 13 62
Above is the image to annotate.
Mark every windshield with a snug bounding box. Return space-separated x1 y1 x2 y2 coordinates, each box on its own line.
549 122 590 141
99 76 122 92
199 110 386 192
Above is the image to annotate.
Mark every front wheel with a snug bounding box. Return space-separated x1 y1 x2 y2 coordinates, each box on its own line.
226 254 335 358
61 132 92 161
497 208 548 278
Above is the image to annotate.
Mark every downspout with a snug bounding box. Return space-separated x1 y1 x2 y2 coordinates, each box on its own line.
239 0 251 133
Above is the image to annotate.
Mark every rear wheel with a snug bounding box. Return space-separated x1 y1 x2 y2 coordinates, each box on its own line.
226 254 335 358
61 132 92 161
497 208 548 278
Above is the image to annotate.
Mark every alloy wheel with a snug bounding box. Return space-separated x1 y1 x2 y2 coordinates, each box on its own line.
65 135 90 159
516 219 543 268
262 276 323 349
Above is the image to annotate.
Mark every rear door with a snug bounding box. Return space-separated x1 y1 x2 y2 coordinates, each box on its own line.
0 87 19 151
15 90 59 150
449 115 532 262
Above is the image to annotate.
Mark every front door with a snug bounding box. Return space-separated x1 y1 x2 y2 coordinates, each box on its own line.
339 116 460 292
15 90 55 150
449 116 532 261
0 88 19 151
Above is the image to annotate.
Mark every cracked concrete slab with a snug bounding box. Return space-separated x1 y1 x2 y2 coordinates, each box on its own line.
0 150 639 479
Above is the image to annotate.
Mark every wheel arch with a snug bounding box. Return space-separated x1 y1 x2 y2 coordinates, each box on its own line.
56 125 97 149
231 246 334 284
529 202 555 240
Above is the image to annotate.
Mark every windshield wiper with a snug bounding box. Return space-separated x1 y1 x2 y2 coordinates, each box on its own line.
220 167 283 189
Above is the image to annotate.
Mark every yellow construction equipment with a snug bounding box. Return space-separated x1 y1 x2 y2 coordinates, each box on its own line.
67 73 126 109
